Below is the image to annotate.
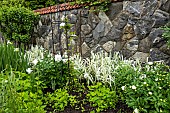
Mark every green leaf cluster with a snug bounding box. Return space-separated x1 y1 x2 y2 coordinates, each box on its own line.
0 70 46 113
87 82 118 112
45 88 77 111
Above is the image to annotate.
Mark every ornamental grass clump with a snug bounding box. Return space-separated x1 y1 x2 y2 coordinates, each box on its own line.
0 42 28 72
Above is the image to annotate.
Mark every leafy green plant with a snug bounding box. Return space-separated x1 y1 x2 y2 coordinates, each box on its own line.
0 5 39 43
45 88 77 112
0 70 46 113
87 82 118 112
121 62 170 113
162 25 170 46
0 43 28 72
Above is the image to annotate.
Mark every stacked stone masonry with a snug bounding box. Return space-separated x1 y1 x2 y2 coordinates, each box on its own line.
34 0 170 64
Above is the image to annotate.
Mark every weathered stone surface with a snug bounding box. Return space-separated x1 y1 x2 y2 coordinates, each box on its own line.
81 10 89 17
81 42 90 55
84 34 93 43
93 21 105 39
71 9 78 15
91 44 104 53
106 27 122 41
121 49 135 59
99 11 109 22
149 48 170 62
123 1 143 17
81 24 92 35
122 24 135 41
152 9 170 28
81 17 88 25
68 14 77 24
159 44 170 55
112 12 129 30
99 37 110 45
125 37 138 51
148 28 164 47
138 37 151 53
102 41 116 52
113 41 126 51
134 19 153 40
104 20 113 36
106 2 123 21
142 0 158 17
132 52 149 62
88 13 100 29
160 0 170 13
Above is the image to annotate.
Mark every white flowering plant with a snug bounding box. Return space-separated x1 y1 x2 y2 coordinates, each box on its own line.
121 62 170 113
34 52 76 90
72 51 123 86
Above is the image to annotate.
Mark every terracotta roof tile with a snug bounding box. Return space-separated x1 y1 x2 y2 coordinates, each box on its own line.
34 0 123 15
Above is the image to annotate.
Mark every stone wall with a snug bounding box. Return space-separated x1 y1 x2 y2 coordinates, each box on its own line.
34 0 170 64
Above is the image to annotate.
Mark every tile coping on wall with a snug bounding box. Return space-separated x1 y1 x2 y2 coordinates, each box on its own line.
34 0 123 15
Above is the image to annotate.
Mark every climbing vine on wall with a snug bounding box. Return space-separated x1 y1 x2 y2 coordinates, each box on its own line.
71 0 112 11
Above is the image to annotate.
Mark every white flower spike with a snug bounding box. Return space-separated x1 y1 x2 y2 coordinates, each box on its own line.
32 59 38 65
55 54 62 61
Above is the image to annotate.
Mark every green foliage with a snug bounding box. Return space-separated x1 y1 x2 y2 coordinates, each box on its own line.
0 0 25 7
0 70 46 113
0 43 28 72
72 0 111 11
45 88 77 112
24 0 56 10
87 82 118 112
162 26 170 46
120 62 170 112
0 5 39 43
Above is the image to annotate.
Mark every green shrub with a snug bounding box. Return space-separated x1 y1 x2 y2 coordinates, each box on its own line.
35 53 76 90
0 43 28 72
87 82 118 112
0 5 39 43
121 62 170 113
